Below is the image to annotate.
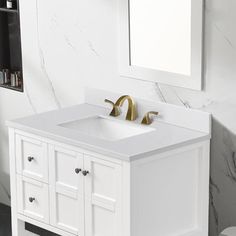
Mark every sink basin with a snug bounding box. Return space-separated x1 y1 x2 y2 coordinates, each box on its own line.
58 116 155 141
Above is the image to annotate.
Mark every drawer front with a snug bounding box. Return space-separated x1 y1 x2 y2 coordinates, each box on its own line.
16 134 48 182
17 175 49 224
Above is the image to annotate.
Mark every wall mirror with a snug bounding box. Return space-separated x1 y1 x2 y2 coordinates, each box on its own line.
119 0 204 90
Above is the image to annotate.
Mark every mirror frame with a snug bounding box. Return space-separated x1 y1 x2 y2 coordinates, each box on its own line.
119 0 204 90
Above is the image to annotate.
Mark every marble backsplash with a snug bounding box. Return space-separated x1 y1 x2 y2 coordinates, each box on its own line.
0 0 235 235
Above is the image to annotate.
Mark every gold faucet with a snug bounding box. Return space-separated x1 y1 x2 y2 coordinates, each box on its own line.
105 95 137 121
141 111 159 125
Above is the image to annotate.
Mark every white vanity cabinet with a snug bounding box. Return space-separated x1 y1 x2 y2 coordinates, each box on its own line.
7 90 211 236
9 129 210 236
10 130 123 236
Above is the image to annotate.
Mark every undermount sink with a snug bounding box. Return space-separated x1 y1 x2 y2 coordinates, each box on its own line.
58 116 155 141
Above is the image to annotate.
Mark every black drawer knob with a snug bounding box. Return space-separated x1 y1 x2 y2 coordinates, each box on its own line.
75 168 82 174
28 156 34 162
82 170 89 176
29 197 35 203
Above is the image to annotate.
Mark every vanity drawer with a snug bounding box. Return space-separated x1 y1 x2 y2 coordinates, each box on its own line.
17 175 49 224
16 134 48 183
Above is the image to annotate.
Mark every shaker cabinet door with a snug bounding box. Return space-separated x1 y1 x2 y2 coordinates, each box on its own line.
49 145 84 236
49 185 84 235
84 155 122 236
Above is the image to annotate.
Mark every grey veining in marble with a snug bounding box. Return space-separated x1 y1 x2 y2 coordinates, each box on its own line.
208 118 236 235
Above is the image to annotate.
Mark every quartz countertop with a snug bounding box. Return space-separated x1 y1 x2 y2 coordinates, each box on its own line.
6 103 210 161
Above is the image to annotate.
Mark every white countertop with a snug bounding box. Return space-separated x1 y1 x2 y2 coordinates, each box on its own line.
6 103 210 161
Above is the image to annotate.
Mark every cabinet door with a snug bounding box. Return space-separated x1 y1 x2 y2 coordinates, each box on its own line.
49 145 84 235
16 134 48 182
84 155 122 236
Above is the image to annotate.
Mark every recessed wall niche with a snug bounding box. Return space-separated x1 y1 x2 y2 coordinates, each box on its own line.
0 0 23 92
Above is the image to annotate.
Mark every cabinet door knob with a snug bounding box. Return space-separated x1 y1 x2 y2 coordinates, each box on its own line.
29 197 35 203
28 156 34 162
82 170 89 176
75 168 82 174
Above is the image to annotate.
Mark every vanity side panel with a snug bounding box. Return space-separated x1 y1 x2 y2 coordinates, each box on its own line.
9 128 18 236
9 128 29 235
121 161 131 236
130 141 210 236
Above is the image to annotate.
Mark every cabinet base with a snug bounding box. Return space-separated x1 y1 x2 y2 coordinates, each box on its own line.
25 223 59 236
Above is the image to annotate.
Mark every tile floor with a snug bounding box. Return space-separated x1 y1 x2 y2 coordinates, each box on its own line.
0 203 11 236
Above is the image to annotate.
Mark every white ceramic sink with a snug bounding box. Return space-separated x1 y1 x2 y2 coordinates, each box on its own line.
59 116 155 141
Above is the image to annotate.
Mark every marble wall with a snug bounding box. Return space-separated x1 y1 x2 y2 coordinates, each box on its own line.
0 0 235 235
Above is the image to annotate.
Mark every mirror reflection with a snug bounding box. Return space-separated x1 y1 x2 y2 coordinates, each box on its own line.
129 0 191 76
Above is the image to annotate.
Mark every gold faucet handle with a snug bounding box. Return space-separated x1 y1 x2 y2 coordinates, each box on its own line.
141 111 159 125
104 99 115 106
104 99 121 117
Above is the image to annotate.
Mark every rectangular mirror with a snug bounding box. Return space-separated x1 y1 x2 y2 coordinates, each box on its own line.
119 0 204 90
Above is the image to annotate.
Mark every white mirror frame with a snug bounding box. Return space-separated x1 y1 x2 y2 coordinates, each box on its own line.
119 0 204 90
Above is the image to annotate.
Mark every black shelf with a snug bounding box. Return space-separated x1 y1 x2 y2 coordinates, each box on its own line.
0 7 18 13
0 83 23 92
0 0 23 92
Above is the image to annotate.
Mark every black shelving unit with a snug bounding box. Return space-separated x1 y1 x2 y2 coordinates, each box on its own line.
0 7 18 13
0 0 23 92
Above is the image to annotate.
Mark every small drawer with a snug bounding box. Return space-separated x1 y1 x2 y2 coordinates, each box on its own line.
17 175 49 224
16 134 48 183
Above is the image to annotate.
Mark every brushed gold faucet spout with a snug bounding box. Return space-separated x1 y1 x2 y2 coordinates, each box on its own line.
105 95 137 121
115 95 137 121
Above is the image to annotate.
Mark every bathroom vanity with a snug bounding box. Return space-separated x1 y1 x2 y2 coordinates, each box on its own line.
7 89 211 236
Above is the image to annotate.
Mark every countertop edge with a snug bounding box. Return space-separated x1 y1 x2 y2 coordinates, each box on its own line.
6 121 211 162
130 134 211 161
6 121 130 160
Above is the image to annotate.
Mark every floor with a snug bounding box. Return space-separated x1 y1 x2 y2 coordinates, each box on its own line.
0 203 59 236
0 203 11 236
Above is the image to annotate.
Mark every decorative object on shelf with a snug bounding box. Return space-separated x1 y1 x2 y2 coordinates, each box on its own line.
0 69 23 91
2 69 10 84
10 73 16 86
0 71 3 85
6 0 12 9
15 71 22 87
6 0 16 9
